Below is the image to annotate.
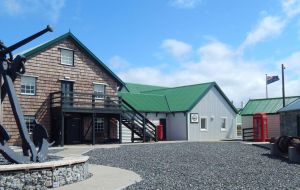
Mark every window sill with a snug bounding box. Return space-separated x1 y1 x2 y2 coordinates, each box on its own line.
95 98 104 100
60 63 74 67
221 128 227 132
200 129 208 132
21 93 36 96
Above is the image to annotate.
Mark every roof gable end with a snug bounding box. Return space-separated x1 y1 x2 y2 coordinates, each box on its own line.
22 32 124 86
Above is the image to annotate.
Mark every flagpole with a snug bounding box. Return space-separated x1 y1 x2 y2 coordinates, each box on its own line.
265 74 268 99
282 64 285 107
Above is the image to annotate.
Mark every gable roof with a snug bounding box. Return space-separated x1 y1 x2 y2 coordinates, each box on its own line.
21 32 124 87
278 98 300 112
120 82 238 113
121 83 166 93
240 96 300 115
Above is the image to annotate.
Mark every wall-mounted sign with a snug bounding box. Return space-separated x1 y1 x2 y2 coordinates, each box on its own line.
190 113 199 123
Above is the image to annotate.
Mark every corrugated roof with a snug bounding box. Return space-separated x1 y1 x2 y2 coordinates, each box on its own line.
278 98 300 112
119 92 170 112
120 82 237 113
122 83 166 93
21 32 124 87
240 96 300 115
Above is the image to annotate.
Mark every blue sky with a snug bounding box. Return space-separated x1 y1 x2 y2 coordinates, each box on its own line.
1 0 300 107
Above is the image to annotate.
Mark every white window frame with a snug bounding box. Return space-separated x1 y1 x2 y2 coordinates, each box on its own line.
200 117 208 131
21 76 36 95
93 83 106 100
60 49 74 66
95 117 104 133
24 115 35 134
221 117 227 131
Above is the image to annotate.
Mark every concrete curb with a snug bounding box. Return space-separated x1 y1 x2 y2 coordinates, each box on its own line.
53 164 142 190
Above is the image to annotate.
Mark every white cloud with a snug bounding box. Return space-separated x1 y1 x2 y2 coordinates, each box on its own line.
282 0 300 17
119 40 272 106
161 39 192 60
198 41 234 61
170 0 202 9
277 51 300 78
240 16 286 50
3 0 21 15
108 55 130 69
1 0 65 22
118 37 300 107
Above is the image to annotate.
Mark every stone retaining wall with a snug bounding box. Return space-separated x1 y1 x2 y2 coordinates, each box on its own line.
0 156 89 190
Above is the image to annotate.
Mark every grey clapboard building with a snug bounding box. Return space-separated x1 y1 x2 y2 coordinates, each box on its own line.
120 82 238 142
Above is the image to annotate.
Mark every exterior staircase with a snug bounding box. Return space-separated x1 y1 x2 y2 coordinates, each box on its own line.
121 100 157 142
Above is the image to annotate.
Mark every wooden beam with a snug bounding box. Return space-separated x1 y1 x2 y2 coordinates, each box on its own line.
92 113 95 145
61 111 64 147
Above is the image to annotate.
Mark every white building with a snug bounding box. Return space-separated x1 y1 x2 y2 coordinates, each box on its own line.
120 82 238 142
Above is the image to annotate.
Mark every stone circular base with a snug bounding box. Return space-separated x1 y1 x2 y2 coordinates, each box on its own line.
0 156 89 189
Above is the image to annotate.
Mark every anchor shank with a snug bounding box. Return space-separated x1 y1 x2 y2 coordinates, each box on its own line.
0 62 37 161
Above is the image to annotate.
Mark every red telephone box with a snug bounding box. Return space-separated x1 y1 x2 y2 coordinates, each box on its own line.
253 113 268 142
157 124 164 141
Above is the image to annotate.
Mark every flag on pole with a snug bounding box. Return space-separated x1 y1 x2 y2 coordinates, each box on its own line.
266 75 279 84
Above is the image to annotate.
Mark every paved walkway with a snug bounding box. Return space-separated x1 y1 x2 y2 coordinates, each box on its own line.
51 145 141 190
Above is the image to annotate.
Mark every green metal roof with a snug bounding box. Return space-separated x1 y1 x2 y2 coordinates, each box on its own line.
120 82 238 113
144 82 213 112
240 96 300 115
119 92 170 112
21 32 124 87
121 83 166 93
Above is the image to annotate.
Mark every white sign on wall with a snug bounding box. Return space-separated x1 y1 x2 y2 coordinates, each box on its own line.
190 113 199 123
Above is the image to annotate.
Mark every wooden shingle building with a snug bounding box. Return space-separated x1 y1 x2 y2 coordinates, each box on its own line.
1 32 157 146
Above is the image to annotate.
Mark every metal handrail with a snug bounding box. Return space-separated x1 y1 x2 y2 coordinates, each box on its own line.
122 99 157 141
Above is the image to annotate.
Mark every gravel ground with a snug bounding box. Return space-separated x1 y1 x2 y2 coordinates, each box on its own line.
86 142 300 190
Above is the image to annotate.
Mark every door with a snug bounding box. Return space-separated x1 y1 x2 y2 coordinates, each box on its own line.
159 118 167 140
65 116 82 144
61 81 73 107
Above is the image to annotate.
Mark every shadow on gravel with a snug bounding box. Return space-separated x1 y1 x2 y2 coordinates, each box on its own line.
261 153 299 164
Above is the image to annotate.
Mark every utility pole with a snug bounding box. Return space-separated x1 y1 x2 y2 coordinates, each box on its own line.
282 64 285 107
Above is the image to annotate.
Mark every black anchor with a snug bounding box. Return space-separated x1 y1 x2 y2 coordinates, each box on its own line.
0 25 53 164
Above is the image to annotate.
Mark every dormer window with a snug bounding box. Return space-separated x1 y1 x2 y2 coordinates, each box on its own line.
61 49 74 66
